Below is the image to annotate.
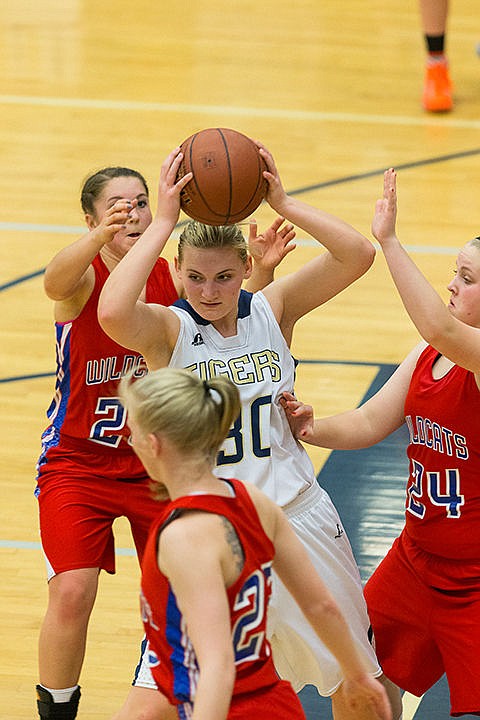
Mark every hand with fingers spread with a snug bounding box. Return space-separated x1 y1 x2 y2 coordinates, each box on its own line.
248 216 297 274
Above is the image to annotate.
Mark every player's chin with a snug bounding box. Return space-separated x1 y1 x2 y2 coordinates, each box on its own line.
199 303 222 315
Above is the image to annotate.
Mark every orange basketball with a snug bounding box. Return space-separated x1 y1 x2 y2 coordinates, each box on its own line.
177 128 268 226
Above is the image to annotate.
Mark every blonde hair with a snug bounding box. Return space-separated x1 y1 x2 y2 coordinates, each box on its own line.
177 220 248 265
120 368 241 466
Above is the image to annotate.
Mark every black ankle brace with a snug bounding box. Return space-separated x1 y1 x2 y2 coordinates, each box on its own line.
36 686 81 719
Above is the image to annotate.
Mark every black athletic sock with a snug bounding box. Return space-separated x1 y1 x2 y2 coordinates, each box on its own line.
425 33 445 55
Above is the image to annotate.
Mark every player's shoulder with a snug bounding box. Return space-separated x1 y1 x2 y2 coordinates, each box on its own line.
159 509 227 573
161 509 223 548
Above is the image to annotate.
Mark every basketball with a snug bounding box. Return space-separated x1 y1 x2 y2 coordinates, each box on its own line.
177 128 268 225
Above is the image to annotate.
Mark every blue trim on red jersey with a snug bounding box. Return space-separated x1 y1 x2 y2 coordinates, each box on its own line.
166 588 198 703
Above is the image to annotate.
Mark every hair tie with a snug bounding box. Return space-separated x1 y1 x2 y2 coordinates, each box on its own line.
203 379 221 405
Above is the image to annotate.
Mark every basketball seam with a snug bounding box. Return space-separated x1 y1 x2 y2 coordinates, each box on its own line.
218 128 233 223
179 128 266 225
188 131 231 223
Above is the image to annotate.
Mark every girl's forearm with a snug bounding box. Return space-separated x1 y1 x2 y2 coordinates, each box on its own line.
382 236 451 343
303 597 369 680
278 196 373 264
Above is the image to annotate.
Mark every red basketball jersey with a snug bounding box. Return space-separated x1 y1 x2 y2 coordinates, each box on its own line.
39 254 178 459
404 344 480 560
140 479 304 718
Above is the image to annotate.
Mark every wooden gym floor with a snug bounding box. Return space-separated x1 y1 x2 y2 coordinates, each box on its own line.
1 0 480 717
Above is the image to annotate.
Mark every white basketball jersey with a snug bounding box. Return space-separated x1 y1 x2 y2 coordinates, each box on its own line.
169 290 316 506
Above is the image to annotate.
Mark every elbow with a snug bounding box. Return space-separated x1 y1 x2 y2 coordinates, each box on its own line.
307 597 341 622
358 239 376 274
423 326 442 348
97 297 118 336
43 272 55 300
343 237 376 281
43 271 69 301
421 323 454 354
300 592 346 634
408 309 456 350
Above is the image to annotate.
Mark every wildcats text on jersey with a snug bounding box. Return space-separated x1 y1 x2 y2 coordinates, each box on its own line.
405 414 468 460
86 354 147 386
184 349 282 386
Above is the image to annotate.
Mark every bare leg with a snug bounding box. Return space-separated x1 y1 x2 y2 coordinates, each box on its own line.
419 0 448 36
111 686 178 720
38 568 99 688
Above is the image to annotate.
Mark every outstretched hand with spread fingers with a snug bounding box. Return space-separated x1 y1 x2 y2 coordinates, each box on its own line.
248 216 297 273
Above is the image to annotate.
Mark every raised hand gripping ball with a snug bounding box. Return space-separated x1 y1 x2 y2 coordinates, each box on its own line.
177 128 267 225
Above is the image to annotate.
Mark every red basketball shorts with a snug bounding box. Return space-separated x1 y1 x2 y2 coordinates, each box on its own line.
36 440 166 577
364 530 480 716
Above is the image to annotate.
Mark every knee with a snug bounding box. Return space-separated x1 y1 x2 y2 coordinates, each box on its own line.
111 688 176 720
47 571 98 623
113 707 172 720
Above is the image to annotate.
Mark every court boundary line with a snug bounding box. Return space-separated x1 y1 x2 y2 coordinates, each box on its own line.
0 539 136 556
2 93 480 130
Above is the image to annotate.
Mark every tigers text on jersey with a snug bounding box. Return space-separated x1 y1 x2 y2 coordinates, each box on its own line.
404 344 480 560
169 290 315 507
140 479 305 719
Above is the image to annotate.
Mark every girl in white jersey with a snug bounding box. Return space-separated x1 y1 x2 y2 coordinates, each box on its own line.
99 145 402 720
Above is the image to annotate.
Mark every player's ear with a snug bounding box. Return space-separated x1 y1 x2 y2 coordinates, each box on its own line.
85 213 97 231
148 432 162 456
174 256 181 277
244 255 253 279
